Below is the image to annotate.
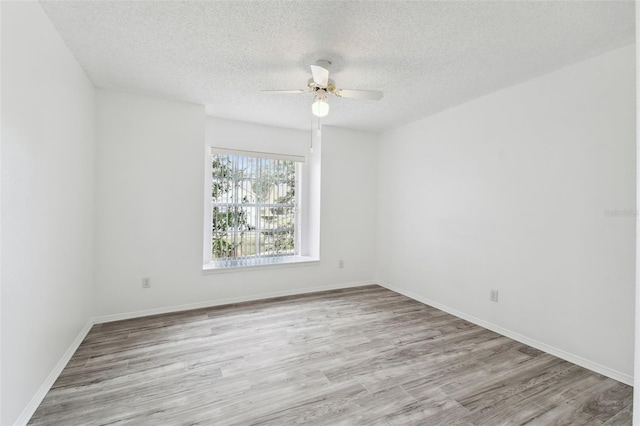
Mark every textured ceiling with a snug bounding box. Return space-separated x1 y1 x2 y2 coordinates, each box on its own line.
40 1 634 133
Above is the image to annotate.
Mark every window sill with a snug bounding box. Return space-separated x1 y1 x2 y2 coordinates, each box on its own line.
202 256 320 274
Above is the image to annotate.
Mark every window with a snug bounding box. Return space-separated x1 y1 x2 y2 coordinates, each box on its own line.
207 148 305 268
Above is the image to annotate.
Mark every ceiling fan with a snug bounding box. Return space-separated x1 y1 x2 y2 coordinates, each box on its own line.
262 60 383 118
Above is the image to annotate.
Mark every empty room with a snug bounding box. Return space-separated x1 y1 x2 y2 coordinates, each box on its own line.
1 1 636 425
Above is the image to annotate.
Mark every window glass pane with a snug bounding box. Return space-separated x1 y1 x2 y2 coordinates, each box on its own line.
211 153 297 262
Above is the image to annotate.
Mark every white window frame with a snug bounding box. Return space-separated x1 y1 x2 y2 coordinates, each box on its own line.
203 147 318 271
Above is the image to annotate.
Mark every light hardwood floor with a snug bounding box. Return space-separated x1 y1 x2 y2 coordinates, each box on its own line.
30 285 632 425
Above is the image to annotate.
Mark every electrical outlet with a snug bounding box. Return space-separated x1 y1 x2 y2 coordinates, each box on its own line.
490 289 499 303
142 277 151 288
338 260 344 269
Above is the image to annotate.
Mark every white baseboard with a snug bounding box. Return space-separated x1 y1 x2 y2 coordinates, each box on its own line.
13 320 94 426
375 281 633 386
93 280 374 324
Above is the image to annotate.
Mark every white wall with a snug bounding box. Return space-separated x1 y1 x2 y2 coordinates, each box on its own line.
94 92 378 318
635 6 640 417
377 45 636 382
1 2 96 424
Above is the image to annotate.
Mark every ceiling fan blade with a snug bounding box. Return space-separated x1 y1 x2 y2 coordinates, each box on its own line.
334 89 383 101
261 89 308 94
310 65 329 87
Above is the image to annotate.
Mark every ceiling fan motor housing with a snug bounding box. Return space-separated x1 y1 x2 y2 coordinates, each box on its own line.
307 78 335 92
314 89 328 102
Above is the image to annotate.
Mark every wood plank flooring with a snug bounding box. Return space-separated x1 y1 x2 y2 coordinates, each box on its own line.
29 285 632 425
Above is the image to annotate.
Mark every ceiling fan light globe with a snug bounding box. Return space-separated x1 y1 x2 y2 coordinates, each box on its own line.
312 100 330 117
